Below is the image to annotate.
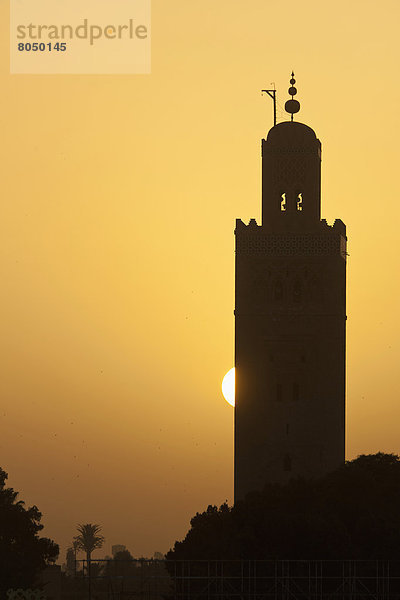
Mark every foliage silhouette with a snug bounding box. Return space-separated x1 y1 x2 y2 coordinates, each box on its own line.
103 550 136 595
73 523 104 564
0 467 59 594
167 453 400 560
73 522 105 599
105 549 136 577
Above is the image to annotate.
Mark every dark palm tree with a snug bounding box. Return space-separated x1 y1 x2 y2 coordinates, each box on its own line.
74 523 105 599
74 523 105 563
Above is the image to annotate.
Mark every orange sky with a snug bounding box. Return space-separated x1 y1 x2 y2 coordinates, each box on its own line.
1 0 400 562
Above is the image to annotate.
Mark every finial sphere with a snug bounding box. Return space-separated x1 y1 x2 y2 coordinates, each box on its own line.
289 86 297 96
285 99 300 114
290 77 296 85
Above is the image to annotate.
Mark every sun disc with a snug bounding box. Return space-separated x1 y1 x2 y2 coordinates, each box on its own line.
222 368 235 407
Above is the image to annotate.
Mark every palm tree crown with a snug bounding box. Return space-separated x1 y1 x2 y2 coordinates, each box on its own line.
74 523 105 559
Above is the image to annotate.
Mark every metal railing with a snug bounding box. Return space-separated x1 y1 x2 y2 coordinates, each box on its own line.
72 559 400 600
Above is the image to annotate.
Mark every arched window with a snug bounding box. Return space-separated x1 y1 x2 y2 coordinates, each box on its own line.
280 193 286 211
297 192 303 211
274 281 283 301
310 278 322 303
284 454 292 471
293 280 302 304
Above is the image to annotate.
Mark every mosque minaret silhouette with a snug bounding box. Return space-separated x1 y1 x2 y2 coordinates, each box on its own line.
234 74 347 501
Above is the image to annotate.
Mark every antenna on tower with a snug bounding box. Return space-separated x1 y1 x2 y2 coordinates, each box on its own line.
262 83 277 126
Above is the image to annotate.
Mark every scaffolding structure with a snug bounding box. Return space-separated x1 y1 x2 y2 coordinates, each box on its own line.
75 559 400 600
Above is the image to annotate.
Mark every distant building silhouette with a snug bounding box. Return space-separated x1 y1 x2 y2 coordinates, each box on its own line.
234 74 346 501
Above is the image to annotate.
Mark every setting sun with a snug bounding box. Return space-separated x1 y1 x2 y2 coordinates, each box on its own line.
222 368 235 407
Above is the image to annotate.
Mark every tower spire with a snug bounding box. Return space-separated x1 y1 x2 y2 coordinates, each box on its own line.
285 71 301 122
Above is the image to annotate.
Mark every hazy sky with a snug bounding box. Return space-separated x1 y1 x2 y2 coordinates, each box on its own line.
1 0 400 562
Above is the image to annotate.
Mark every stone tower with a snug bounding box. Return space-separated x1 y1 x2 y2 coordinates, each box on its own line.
234 75 346 502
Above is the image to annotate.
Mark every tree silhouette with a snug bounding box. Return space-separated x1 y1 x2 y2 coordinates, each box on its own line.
0 467 59 594
167 453 400 561
69 539 80 575
74 523 105 599
73 523 105 565
104 550 136 595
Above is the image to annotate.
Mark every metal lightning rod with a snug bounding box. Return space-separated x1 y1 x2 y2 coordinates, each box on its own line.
262 85 277 126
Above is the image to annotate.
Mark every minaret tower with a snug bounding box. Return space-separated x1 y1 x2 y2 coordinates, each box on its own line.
234 74 346 501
